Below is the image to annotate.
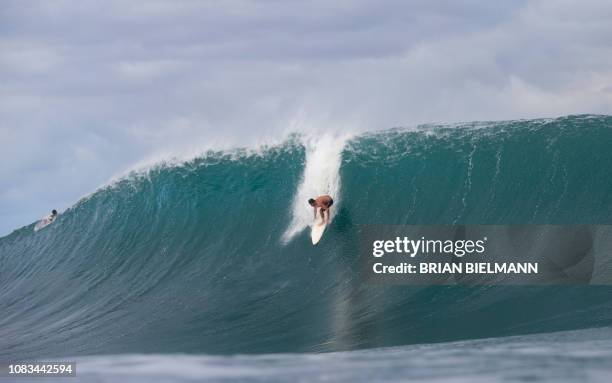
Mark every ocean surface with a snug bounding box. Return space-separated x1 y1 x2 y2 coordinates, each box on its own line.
1 115 612 381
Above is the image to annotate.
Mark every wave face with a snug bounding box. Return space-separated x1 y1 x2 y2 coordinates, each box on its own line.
2 115 612 359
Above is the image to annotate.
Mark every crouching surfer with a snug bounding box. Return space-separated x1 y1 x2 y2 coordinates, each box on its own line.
34 209 58 231
308 195 334 224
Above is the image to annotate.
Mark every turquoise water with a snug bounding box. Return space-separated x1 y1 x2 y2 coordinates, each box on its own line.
1 115 612 378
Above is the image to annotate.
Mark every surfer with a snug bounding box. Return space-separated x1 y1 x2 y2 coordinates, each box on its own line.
44 209 58 224
308 195 333 224
34 209 58 232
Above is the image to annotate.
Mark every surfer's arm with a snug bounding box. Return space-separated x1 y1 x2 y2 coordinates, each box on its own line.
313 206 318 219
325 207 331 223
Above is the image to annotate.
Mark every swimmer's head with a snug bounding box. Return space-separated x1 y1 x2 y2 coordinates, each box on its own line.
308 199 316 206
52 209 57 215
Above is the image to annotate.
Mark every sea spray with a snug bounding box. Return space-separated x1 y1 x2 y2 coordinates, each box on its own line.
282 134 349 243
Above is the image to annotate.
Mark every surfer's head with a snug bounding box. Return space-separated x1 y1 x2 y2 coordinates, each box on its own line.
308 198 316 206
52 209 57 215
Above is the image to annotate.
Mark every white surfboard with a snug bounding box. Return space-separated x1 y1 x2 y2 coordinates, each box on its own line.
311 221 326 245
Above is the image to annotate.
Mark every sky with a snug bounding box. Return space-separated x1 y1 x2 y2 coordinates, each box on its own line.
1 0 612 236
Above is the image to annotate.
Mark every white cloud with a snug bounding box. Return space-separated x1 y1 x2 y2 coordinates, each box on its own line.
0 41 63 75
114 59 185 80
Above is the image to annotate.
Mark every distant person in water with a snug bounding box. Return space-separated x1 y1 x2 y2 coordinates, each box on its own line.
308 195 333 224
34 209 58 231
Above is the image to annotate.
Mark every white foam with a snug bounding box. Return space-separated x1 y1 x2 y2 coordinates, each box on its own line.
282 134 349 243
